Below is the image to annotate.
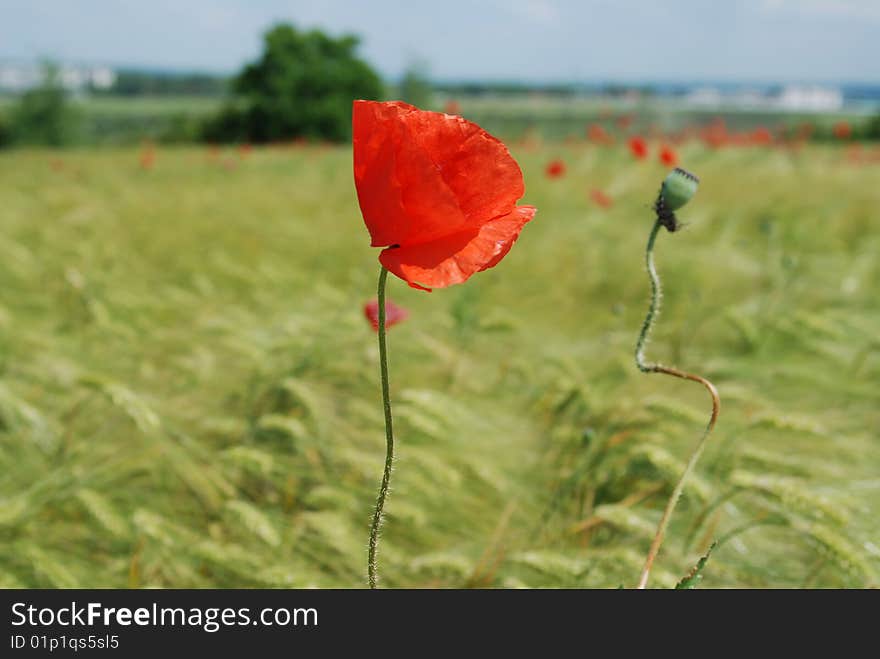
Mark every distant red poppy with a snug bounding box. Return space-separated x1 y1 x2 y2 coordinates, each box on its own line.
364 299 409 331
750 126 773 146
353 100 536 292
628 136 648 160
139 143 155 170
587 123 613 145
590 189 613 209
49 158 65 172
701 118 729 149
616 114 634 131
797 122 815 140
238 143 253 157
832 121 852 140
545 159 566 178
658 145 678 167
444 100 461 115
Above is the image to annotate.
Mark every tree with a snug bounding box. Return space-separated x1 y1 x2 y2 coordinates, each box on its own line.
866 112 880 141
10 62 79 146
203 23 383 143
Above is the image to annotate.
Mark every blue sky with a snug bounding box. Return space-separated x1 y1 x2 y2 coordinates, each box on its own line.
2 0 878 81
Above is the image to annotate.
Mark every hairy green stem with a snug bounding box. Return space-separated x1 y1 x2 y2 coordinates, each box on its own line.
368 266 395 589
635 220 664 373
635 218 720 589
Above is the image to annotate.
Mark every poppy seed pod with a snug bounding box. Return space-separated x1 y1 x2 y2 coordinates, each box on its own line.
660 167 699 212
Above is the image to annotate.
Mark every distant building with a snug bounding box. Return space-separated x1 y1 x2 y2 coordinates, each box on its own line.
0 61 116 93
774 85 843 112
684 87 723 107
683 83 843 112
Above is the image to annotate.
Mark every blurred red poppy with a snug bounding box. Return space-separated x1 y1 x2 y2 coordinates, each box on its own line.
701 118 729 149
590 189 613 208
587 123 613 145
238 143 253 157
353 100 536 292
658 145 678 167
139 143 155 170
364 299 409 331
628 136 648 160
797 122 815 140
545 159 566 178
750 126 773 146
616 114 634 131
833 121 852 140
444 100 461 115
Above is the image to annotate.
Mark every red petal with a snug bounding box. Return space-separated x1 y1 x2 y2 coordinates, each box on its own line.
363 299 409 331
379 206 536 291
353 100 525 248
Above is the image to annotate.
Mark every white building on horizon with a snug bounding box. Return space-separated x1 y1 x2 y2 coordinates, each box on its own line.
0 61 116 93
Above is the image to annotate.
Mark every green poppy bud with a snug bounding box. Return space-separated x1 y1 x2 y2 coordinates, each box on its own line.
660 168 699 212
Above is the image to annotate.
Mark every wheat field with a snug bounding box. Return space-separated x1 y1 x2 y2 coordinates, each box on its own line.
1 140 877 588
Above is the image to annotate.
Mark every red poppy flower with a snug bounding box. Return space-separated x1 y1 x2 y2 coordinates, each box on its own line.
364 299 409 331
701 118 729 149
833 121 851 140
238 143 253 157
590 189 613 209
750 126 773 146
444 100 461 115
616 114 634 131
353 100 536 292
587 123 613 145
139 143 155 170
545 159 566 179
658 145 678 167
628 136 648 160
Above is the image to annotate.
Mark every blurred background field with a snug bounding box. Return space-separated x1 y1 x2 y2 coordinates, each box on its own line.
2 1 880 589
1 137 878 587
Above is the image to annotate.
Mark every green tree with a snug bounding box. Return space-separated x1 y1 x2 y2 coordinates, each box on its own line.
0 111 11 149
866 112 880 141
10 63 79 146
203 23 383 143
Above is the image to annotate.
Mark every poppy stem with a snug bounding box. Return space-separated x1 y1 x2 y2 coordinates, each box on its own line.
634 217 720 589
368 265 395 589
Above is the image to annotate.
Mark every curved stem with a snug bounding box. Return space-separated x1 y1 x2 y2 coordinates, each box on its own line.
634 219 721 589
635 220 664 374
368 266 395 589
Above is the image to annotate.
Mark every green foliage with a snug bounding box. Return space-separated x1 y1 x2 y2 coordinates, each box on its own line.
865 113 880 140
7 63 80 146
0 142 877 588
675 543 716 589
203 23 383 143
0 111 11 148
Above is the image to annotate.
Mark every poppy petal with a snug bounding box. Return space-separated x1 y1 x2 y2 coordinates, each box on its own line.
353 100 526 248
363 299 409 331
379 205 536 291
